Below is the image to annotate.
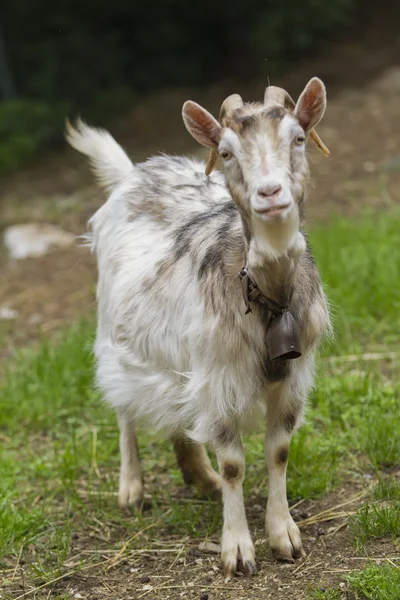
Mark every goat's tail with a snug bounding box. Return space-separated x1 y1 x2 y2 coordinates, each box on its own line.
65 119 133 192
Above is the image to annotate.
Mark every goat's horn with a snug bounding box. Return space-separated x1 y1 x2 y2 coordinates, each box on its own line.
264 86 330 157
205 94 243 176
219 93 243 123
264 86 295 109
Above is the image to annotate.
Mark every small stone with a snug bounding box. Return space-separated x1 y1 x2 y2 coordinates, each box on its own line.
198 542 221 554
140 575 150 584
0 306 18 320
3 223 75 260
195 558 203 565
74 595 83 599
363 161 376 173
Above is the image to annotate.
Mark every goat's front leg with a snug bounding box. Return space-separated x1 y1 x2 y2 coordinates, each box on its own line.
213 425 255 578
265 382 305 562
117 409 144 509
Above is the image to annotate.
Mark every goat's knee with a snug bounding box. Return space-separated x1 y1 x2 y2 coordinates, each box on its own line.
222 461 243 484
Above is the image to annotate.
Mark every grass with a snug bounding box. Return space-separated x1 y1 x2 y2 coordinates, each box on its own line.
309 588 342 600
311 563 400 600
346 563 400 600
350 478 400 552
351 502 400 550
1 209 400 597
311 208 400 353
371 478 400 501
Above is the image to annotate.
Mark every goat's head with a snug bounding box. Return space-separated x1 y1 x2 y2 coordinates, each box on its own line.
182 78 328 256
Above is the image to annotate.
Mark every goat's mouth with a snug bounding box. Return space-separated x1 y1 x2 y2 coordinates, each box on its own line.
253 203 291 221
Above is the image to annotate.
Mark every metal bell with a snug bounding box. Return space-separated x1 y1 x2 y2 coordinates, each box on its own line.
266 310 302 361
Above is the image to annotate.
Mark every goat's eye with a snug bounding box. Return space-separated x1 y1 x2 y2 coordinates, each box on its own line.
294 135 306 146
220 150 233 160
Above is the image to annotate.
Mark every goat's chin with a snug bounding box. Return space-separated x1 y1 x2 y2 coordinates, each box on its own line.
249 205 301 261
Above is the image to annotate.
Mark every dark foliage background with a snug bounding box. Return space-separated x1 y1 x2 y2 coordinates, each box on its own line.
1 0 355 172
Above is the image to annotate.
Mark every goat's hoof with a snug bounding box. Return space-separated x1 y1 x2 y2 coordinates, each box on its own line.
267 513 305 562
221 530 255 579
242 559 257 575
183 469 194 485
224 562 237 582
192 473 222 500
199 484 222 501
294 545 306 559
272 549 296 563
208 487 222 501
118 481 144 510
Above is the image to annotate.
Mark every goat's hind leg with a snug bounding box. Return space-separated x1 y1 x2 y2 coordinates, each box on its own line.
172 437 221 497
117 409 144 509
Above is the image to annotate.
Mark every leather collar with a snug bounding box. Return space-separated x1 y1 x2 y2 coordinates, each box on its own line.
238 267 287 316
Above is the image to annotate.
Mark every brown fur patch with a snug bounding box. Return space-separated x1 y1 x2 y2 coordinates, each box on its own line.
276 446 289 465
222 463 242 482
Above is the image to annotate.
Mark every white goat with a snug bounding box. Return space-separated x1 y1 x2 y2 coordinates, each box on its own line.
67 77 331 578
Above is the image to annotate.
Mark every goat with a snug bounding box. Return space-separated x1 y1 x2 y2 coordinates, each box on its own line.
66 77 331 578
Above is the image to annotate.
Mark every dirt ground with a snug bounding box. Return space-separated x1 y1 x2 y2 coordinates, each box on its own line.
1 18 400 599
7 477 398 600
46 486 396 600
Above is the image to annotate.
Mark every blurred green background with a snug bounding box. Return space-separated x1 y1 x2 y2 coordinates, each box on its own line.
0 0 358 173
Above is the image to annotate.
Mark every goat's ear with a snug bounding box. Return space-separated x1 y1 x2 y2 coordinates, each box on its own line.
295 78 326 134
182 101 221 149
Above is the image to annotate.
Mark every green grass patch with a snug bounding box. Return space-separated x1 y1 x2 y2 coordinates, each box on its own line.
346 563 400 600
371 478 400 501
310 563 400 599
351 502 400 551
309 588 341 600
310 209 400 353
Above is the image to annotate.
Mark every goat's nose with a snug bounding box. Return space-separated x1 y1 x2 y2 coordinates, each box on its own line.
257 183 282 198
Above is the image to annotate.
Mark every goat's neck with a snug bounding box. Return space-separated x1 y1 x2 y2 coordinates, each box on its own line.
241 215 306 306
